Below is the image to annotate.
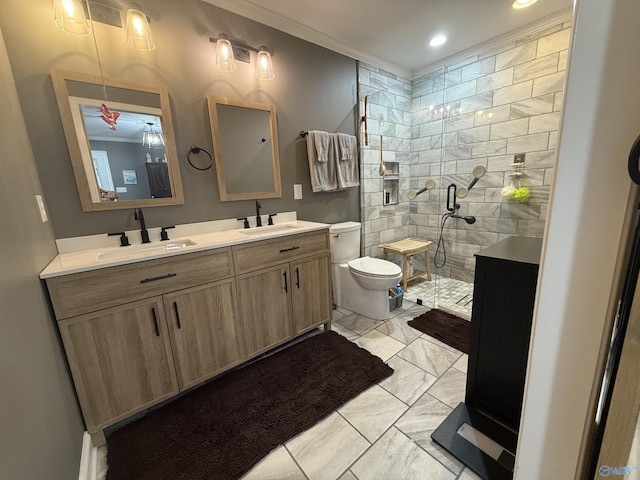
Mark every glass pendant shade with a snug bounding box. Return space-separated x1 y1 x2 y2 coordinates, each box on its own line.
256 49 275 80
215 38 237 72
126 7 155 51
54 0 91 36
142 123 164 148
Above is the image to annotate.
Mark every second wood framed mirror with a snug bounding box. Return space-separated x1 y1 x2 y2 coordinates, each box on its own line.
207 96 281 201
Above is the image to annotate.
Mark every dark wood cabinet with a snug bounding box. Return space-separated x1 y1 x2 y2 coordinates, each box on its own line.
466 235 542 430
432 236 542 480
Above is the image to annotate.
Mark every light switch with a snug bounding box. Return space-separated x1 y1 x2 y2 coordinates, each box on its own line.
294 184 303 200
35 194 48 223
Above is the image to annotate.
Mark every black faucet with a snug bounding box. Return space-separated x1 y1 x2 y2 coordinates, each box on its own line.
255 199 262 227
134 208 150 243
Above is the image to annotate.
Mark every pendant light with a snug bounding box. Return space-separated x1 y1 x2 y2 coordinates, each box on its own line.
142 123 164 148
54 0 91 36
126 5 155 51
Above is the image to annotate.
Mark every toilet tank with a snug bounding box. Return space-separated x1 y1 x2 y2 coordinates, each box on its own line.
329 221 361 264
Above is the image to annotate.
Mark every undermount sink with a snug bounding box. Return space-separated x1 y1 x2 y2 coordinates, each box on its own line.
97 239 196 261
240 224 301 236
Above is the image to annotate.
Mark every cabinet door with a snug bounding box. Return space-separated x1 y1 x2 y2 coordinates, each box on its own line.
58 297 178 431
236 264 293 357
291 253 332 335
164 278 244 390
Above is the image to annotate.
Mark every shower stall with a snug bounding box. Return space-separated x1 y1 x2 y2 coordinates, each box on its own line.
358 16 572 316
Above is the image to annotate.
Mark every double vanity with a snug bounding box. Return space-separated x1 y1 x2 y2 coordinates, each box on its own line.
41 216 332 446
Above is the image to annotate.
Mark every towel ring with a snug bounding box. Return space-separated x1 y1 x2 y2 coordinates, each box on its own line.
187 145 213 171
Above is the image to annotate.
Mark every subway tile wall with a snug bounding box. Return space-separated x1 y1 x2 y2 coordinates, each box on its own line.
359 19 572 281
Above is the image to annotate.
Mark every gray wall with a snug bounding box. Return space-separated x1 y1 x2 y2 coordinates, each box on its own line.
0 31 85 480
0 0 359 239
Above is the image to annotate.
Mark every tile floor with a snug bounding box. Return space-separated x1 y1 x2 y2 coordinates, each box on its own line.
97 275 480 480
403 274 474 321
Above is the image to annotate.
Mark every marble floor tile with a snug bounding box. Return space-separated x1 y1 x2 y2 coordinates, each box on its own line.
355 329 406 362
395 393 464 474
351 427 456 480
379 355 437 405
335 312 384 335
286 412 369 480
397 337 462 377
338 385 408 443
460 467 484 479
331 322 360 341
242 445 306 480
421 333 466 355
428 368 467 409
453 353 469 373
337 471 358 480
376 313 423 344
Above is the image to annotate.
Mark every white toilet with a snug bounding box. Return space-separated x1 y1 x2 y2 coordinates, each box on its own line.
330 222 402 320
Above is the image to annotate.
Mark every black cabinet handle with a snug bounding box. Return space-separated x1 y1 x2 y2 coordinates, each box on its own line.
173 302 181 329
295 267 300 288
140 273 177 283
279 246 300 253
151 308 160 336
283 271 288 293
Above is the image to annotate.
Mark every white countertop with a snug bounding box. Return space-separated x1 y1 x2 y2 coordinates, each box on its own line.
40 217 329 279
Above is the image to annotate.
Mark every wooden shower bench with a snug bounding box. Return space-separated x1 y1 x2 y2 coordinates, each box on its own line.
380 238 433 291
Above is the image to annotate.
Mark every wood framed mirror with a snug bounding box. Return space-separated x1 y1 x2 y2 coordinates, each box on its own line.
207 96 281 201
51 68 184 211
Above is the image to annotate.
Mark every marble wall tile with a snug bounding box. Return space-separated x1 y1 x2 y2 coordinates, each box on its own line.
461 57 496 82
537 28 572 57
510 93 555 119
490 118 530 140
458 125 491 144
506 132 549 153
495 42 537 70
443 145 473 161
493 81 534 106
448 54 480 71
459 92 494 113
467 203 501 218
554 91 564 112
500 202 541 219
473 105 511 126
558 49 569 72
513 53 559 83
445 68 462 87
478 41 517 60
472 139 507 157
482 217 518 234
517 219 547 237
529 111 562 134
445 79 477 103
476 68 514 95
444 113 475 132
456 158 487 174
532 71 566 97
516 23 563 45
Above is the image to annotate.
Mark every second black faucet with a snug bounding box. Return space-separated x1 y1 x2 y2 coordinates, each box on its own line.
134 208 151 243
255 199 262 227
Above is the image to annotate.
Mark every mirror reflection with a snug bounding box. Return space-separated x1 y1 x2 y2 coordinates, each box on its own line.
51 68 184 211
207 96 281 201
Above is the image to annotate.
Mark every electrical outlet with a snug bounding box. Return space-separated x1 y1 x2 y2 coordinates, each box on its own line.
294 184 303 200
35 194 48 223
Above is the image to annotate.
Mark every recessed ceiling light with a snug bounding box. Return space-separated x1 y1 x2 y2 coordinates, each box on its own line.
429 35 447 47
513 0 539 8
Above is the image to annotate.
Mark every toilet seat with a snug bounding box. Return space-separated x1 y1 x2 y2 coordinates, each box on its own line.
348 256 402 278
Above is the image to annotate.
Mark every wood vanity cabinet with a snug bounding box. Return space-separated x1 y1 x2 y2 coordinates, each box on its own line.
44 227 332 445
232 230 332 357
46 247 239 444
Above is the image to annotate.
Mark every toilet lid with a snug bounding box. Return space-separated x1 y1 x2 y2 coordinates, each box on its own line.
348 256 402 278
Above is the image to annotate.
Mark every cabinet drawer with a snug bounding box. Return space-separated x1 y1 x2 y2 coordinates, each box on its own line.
232 230 329 274
47 248 234 319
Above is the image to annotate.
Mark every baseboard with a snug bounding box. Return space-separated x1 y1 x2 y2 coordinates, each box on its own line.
78 432 99 480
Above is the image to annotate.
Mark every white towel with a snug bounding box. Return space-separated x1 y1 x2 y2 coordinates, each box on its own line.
313 130 331 162
337 133 353 160
333 133 359 189
306 131 337 192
